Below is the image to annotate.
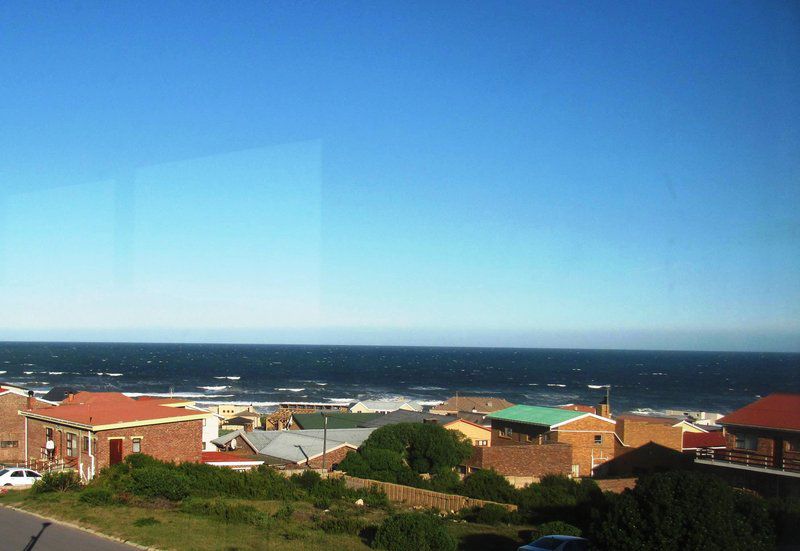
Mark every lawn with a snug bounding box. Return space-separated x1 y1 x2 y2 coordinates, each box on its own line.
0 489 533 551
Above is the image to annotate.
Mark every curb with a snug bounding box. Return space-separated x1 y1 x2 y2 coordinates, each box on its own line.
0 503 162 550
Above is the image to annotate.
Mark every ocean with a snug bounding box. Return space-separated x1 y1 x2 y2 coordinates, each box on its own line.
1 342 798 414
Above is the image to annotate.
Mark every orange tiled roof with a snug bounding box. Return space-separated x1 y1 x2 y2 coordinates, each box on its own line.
683 431 726 450
22 394 207 428
719 393 800 432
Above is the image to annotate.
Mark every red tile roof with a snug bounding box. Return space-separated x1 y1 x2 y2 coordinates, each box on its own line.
201 451 261 463
69 391 135 404
719 394 800 432
22 393 208 428
683 431 727 450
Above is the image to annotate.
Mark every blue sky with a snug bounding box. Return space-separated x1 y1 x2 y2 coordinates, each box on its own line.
1 1 798 352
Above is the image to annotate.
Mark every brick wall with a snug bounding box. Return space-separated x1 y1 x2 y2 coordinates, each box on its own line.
465 443 572 478
25 417 203 472
0 394 28 463
302 445 354 469
552 416 618 476
616 418 683 451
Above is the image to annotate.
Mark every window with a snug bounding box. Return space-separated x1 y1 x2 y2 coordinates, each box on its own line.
82 436 89 452
503 427 513 437
475 440 488 446
26 471 41 478
11 471 25 478
0 441 19 448
735 434 758 451
132 438 142 453
45 427 53 440
65 433 76 457
594 434 603 445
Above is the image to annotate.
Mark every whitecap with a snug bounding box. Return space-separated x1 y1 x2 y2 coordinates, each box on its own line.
23 371 34 375
107 373 123 377
409 386 446 391
47 371 64 375
123 392 236 399
546 383 567 387
198 385 229 391
276 388 305 392
0 371 6 375
587 384 606 389
96 372 104 376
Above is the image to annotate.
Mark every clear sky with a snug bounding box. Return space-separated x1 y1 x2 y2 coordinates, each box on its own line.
1 2 798 352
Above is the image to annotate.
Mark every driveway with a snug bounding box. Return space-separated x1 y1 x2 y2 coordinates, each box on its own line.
0 506 138 550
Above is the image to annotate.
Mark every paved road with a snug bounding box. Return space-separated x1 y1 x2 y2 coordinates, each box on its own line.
0 506 137 550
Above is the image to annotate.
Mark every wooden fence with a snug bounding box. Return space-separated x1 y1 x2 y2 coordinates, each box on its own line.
337 474 517 512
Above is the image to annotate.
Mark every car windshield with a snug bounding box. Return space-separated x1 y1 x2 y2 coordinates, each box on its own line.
531 537 564 550
0 469 8 477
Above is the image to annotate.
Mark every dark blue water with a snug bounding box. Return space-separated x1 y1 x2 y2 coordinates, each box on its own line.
1 342 797 414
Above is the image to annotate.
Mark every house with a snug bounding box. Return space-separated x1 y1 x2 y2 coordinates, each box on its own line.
488 404 618 476
290 412 381 430
135 396 221 452
19 392 212 479
278 401 351 412
701 393 800 473
222 416 259 432
349 400 423 414
215 404 257 418
40 387 80 403
1 386 56 464
430 396 514 416
212 428 375 469
443 418 491 447
614 413 708 452
464 443 572 487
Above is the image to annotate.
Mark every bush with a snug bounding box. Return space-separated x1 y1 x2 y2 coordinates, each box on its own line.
360 487 391 509
318 515 367 535
132 516 160 527
769 497 800 545
181 498 273 528
515 475 602 525
273 503 295 521
531 520 582 539
31 471 81 494
339 448 424 487
130 467 190 501
460 469 516 503
590 471 775 550
462 503 512 525
362 423 473 475
291 469 322 491
79 487 113 505
372 512 457 551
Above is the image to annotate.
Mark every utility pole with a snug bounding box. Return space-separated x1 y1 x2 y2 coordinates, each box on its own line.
321 413 328 472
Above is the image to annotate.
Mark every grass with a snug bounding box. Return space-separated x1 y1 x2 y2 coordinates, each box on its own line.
1 489 535 550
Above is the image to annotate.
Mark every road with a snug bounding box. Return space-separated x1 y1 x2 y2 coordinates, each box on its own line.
0 506 137 551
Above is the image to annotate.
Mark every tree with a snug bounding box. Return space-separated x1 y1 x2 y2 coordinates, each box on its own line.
460 469 517 503
362 423 473 474
590 471 775 550
372 512 457 551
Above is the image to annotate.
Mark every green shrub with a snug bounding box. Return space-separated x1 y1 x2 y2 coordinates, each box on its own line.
291 470 322 491
318 515 366 535
273 503 295 521
515 475 602 525
124 453 164 470
460 469 516 503
531 520 582 538
361 423 473 475
132 516 160 527
79 487 113 505
768 497 800 545
590 471 775 550
130 467 190 501
180 498 273 528
372 512 457 551
31 471 81 494
360 487 391 509
462 503 511 525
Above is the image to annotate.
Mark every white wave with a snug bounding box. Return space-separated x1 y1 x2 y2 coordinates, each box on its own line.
214 376 241 380
328 398 357 403
275 388 305 392
96 372 104 376
123 392 236 399
587 384 606 389
528 383 538 386
314 382 327 386
0 371 6 375
198 385 229 391
195 400 279 407
651 372 667 376
47 371 64 375
408 386 446 391
22 363 35 366
546 383 567 387
23 371 34 375
417 400 445 406
107 373 123 377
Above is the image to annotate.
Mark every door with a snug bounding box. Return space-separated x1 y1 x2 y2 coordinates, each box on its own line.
774 437 784 469
109 439 123 465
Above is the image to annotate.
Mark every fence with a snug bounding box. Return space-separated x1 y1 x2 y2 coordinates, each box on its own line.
337 474 517 512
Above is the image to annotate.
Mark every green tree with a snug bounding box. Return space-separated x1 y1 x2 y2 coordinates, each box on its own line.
590 471 775 550
372 512 457 551
362 423 473 474
460 469 517 503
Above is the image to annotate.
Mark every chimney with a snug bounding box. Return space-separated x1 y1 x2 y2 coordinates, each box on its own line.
245 421 254 433
596 396 610 418
27 390 35 410
67 391 75 403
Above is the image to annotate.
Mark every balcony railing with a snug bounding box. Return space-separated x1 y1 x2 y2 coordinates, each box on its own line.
696 448 800 474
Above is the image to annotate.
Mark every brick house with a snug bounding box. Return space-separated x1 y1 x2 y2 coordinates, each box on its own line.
212 428 375 470
443 418 492 447
464 443 572 487
20 392 211 479
430 396 514 416
488 404 618 476
0 385 56 464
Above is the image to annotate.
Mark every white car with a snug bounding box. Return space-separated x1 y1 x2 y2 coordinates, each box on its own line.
518 535 590 551
0 467 42 487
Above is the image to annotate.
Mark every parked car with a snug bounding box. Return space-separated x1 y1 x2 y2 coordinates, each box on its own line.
518 535 590 551
0 468 42 486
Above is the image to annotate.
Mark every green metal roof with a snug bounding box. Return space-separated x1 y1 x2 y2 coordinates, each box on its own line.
291 412 380 430
487 404 586 427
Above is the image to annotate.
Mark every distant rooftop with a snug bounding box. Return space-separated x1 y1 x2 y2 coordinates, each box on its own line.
488 404 587 427
432 396 514 414
291 412 381 430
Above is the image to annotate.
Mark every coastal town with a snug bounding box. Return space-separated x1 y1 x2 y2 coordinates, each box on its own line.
2 381 797 499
